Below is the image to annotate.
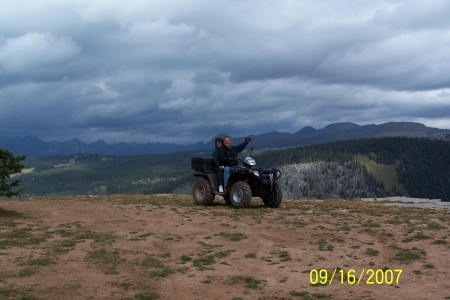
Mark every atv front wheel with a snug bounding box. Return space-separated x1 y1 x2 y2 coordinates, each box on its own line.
229 181 252 208
262 185 283 208
193 178 214 205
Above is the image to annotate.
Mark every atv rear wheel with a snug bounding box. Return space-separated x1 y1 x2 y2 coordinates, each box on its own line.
262 185 282 208
229 181 252 208
193 178 214 205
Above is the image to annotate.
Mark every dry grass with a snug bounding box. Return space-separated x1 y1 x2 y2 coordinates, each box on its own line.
0 195 449 299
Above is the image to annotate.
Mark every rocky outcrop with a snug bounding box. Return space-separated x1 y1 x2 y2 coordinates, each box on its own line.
279 162 381 199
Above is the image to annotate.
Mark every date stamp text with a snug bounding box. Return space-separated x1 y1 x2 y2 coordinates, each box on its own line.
309 268 403 285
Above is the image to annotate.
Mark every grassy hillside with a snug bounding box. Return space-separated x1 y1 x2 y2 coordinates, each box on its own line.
19 153 196 196
16 137 450 201
356 154 407 195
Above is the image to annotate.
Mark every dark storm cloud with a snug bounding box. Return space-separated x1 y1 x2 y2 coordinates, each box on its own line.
0 0 449 144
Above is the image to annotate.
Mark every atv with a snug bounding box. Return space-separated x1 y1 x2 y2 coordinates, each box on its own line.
191 151 282 208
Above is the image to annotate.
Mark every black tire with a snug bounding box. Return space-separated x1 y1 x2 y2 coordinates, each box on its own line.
193 178 214 205
229 181 252 208
262 185 283 208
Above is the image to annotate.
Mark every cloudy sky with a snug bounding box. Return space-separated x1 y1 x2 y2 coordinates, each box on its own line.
1 0 450 144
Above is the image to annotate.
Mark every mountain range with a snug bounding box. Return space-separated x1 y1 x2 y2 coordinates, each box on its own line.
1 122 449 157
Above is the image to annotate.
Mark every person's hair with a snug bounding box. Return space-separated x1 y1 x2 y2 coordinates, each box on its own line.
223 135 232 141
215 137 223 144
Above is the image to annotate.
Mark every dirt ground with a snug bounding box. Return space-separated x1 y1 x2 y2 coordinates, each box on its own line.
0 194 449 300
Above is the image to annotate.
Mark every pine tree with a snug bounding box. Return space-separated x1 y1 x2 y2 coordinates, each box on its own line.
0 149 26 197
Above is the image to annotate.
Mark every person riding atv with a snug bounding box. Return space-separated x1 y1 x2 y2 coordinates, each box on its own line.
191 137 282 208
219 135 251 191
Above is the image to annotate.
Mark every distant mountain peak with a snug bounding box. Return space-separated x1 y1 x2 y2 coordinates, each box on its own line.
295 126 316 135
1 121 449 156
322 122 360 131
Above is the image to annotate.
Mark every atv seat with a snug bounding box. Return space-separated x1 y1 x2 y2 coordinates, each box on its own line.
191 158 215 172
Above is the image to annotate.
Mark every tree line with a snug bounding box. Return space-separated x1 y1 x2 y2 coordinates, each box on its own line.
254 137 450 201
2 137 449 201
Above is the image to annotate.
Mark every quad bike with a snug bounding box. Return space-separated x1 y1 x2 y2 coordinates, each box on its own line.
191 151 282 208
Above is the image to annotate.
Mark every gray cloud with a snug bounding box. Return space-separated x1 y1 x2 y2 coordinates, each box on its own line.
0 0 449 144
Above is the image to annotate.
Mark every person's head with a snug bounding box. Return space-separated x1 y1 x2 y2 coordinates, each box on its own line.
223 135 232 148
215 137 223 148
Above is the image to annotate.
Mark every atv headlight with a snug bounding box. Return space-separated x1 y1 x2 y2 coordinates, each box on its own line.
243 157 256 166
253 171 260 177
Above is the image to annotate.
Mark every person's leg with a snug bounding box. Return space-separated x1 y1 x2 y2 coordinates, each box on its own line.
224 166 231 188
217 168 224 191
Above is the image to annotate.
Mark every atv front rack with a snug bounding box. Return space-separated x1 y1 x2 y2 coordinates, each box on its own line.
262 169 282 181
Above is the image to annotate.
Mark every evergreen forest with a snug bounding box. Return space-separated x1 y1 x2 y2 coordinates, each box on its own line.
15 137 450 201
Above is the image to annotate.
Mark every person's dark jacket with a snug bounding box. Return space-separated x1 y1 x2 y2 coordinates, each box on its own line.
218 141 249 167
212 147 220 167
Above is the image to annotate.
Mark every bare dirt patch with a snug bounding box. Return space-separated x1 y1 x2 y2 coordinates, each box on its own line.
1 195 449 300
